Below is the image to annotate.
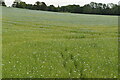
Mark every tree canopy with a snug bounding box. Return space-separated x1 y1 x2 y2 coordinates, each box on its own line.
0 0 6 6
11 1 120 15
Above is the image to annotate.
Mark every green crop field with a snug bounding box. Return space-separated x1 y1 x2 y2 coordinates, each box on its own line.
2 7 118 78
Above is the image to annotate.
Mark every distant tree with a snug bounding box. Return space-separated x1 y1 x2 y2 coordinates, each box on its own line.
89 2 96 8
18 2 27 8
61 5 80 13
59 6 67 12
40 2 47 10
83 4 92 14
12 2 17 7
57 5 60 12
2 2 6 6
34 1 47 10
34 1 41 10
118 2 120 15
35 1 40 6
12 0 22 7
0 0 6 6
47 5 57 11
11 1 120 15
26 4 33 9
111 4 119 15
12 1 26 8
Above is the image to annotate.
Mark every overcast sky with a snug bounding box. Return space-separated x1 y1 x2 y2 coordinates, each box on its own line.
5 0 119 7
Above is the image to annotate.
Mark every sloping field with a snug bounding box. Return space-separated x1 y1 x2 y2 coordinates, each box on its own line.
2 7 118 78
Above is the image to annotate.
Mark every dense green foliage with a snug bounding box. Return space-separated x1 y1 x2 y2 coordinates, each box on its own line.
11 1 120 15
2 7 118 78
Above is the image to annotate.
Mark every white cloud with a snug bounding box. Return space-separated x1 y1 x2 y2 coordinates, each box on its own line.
5 0 119 7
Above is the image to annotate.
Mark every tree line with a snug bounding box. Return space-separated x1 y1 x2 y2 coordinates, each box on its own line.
1 0 120 15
